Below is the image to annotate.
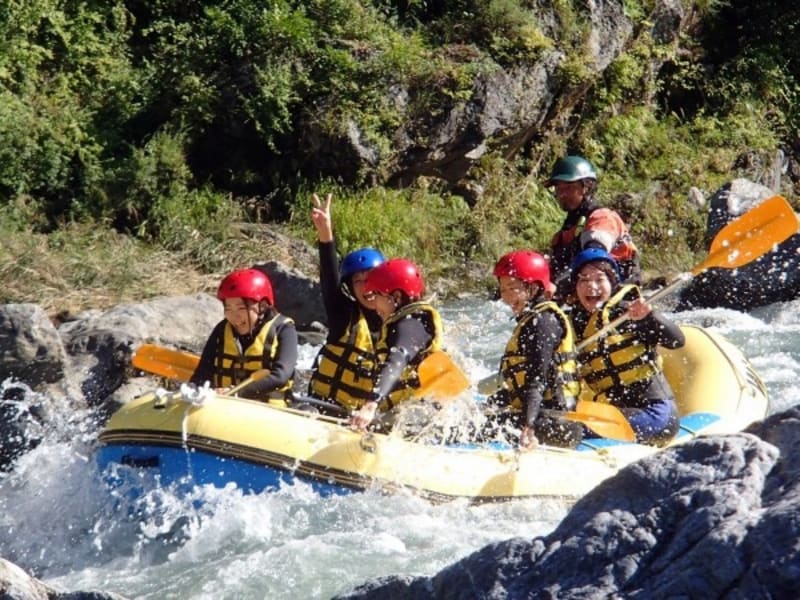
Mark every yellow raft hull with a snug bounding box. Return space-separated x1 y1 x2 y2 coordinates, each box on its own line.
96 326 768 503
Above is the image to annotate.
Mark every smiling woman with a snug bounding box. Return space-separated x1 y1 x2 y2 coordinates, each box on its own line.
189 268 299 402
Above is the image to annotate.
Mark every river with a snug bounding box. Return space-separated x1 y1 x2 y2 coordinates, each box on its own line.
0 296 797 599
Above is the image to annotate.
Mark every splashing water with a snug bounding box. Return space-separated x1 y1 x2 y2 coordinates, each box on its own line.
1 297 797 598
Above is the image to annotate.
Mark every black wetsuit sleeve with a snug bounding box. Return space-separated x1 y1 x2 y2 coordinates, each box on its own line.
373 316 432 401
189 321 226 386
623 311 685 349
318 240 354 339
518 311 565 426
238 320 299 399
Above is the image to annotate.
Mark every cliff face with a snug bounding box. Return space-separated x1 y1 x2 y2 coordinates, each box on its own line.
299 0 688 201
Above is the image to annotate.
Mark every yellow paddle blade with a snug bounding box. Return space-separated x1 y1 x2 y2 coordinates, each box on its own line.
695 195 798 274
131 344 200 381
415 351 470 400
569 400 636 442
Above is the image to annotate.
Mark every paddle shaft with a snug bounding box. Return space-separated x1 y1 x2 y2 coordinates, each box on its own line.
291 394 350 417
576 273 691 351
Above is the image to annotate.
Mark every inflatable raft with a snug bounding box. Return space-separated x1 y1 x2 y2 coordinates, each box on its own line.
95 326 768 503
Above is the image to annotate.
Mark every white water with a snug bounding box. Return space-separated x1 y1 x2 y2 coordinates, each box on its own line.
1 297 798 599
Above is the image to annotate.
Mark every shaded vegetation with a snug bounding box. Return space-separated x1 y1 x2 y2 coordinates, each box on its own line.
1 0 799 312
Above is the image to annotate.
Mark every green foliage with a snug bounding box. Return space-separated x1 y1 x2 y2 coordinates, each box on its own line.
0 1 136 224
111 128 246 270
1 0 800 307
288 182 475 279
469 155 563 261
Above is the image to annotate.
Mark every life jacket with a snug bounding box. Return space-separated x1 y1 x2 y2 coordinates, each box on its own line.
212 314 294 399
551 201 639 282
499 301 580 412
309 310 377 410
577 284 662 403
374 301 443 410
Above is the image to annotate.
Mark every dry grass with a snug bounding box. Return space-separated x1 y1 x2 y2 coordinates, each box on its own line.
1 224 215 319
0 220 320 320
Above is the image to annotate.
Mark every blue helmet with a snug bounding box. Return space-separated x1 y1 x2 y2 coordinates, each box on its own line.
570 248 621 283
340 247 385 281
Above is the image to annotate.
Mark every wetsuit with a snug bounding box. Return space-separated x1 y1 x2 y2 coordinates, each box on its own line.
550 198 640 296
371 301 442 410
308 240 382 409
190 309 298 401
484 295 583 448
572 285 683 445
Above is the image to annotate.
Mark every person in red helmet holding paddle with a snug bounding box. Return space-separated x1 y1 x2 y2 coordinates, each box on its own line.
481 250 584 450
546 155 641 299
190 268 298 402
350 258 445 432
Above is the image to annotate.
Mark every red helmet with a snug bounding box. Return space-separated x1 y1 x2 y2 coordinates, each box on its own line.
364 258 425 300
493 250 551 288
217 269 275 305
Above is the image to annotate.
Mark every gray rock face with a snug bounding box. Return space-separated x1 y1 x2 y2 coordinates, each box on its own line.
335 408 800 599
677 179 800 311
0 304 67 385
301 0 685 196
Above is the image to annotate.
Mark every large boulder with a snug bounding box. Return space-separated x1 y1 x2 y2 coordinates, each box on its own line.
677 179 800 311
336 407 800 599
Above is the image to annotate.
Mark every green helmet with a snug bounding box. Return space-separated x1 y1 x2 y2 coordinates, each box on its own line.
545 155 598 185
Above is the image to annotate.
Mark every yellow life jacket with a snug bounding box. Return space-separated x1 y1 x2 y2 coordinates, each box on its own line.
309 310 377 410
577 284 661 402
499 300 580 411
212 314 294 399
374 301 443 410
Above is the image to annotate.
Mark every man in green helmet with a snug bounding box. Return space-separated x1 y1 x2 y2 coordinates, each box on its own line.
545 155 641 299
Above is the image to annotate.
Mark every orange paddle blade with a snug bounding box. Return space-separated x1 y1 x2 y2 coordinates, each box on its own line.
415 351 470 400
569 400 636 442
695 195 798 274
131 344 200 381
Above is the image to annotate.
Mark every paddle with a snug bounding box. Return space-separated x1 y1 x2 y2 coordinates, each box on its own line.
132 344 199 381
290 394 351 417
476 195 798 395
414 350 470 400
561 400 635 442
225 369 271 395
577 194 798 350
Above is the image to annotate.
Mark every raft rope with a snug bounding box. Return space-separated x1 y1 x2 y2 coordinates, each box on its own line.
152 382 215 445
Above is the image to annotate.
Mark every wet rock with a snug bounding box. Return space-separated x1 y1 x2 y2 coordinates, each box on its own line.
0 556 128 600
677 179 800 311
335 407 800 599
0 304 67 386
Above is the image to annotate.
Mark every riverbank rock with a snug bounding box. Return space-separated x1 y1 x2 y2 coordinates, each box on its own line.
335 407 800 599
0 266 326 471
677 179 800 311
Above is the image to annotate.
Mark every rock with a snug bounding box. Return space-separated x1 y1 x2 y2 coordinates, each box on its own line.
335 407 800 599
0 304 67 386
299 0 685 198
0 556 128 600
251 261 326 329
677 179 800 311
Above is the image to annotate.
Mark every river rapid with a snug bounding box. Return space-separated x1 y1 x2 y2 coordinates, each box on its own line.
0 296 797 599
